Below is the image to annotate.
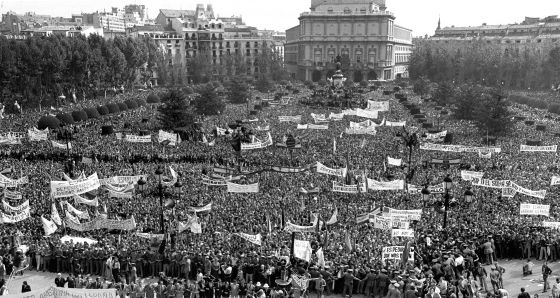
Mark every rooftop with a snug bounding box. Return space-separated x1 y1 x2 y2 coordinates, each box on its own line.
159 9 195 18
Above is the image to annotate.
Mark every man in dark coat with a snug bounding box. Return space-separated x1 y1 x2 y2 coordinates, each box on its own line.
375 269 390 298
342 269 360 298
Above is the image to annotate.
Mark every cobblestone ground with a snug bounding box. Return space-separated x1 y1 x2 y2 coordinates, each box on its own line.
7 260 560 297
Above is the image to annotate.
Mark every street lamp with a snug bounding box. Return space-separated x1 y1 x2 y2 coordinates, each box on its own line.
421 185 431 207
464 188 474 203
155 167 165 233
442 175 453 229
137 177 147 196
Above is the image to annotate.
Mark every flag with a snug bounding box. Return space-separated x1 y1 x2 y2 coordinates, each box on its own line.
51 203 62 226
401 241 412 266
388 157 402 166
326 208 338 225
202 134 208 144
41 216 57 236
333 137 336 154
360 139 367 149
1 167 13 174
300 199 305 212
345 233 353 252
267 215 272 234
14 100 21 112
281 208 285 229
316 247 325 267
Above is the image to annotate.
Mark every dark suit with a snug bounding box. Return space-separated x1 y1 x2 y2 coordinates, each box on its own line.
362 273 376 297
375 273 390 297
342 272 358 298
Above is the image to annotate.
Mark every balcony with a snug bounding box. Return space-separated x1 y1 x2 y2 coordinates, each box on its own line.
376 60 393 68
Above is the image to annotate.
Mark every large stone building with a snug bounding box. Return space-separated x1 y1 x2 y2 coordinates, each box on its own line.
285 0 412 82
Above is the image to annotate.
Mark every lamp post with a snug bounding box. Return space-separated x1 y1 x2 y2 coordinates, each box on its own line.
464 188 474 204
155 167 165 233
442 175 453 229
421 185 431 208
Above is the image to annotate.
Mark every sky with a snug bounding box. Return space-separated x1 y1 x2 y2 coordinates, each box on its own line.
3 0 560 37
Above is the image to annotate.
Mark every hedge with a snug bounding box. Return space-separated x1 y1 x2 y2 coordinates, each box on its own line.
56 113 75 125
117 102 128 111
509 94 549 110
71 110 88 122
137 98 147 106
84 108 101 119
37 116 60 130
97 105 109 116
107 103 120 114
125 100 138 109
147 93 160 103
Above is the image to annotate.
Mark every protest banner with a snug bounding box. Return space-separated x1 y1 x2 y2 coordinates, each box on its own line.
501 187 517 198
60 235 98 245
316 162 347 178
241 133 272 150
420 143 501 153
520 203 550 216
125 134 152 143
0 174 28 188
0 207 30 223
50 173 101 198
367 179 405 191
552 176 560 186
255 125 270 131
1 286 117 298
426 131 447 142
388 157 402 166
329 112 344 121
294 239 312 262
202 175 228 186
135 233 165 241
471 177 546 199
332 181 366 194
461 171 485 181
381 246 414 262
234 233 262 246
391 229 415 238
101 175 146 186
108 189 134 199
73 195 99 207
385 120 406 127
65 202 90 220
543 222 560 229
384 207 422 221
326 208 338 225
284 221 318 233
345 127 377 135
367 100 390 111
2 199 29 213
51 203 62 225
3 189 22 200
158 130 180 146
311 113 329 123
227 182 259 193
65 216 136 231
278 115 302 123
372 215 410 230
355 109 379 119
520 145 557 152
51 140 71 150
190 202 212 213
28 127 48 141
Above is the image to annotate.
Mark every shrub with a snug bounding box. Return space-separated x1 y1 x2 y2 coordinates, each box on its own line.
84 108 100 119
107 103 120 114
136 98 147 106
549 103 560 114
183 86 194 95
71 110 89 122
147 93 160 103
359 80 369 87
118 102 128 111
125 100 138 109
97 105 109 116
56 113 75 125
37 116 60 130
280 80 289 86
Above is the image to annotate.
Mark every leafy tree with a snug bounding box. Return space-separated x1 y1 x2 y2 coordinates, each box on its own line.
193 84 225 116
188 52 212 84
157 90 194 130
255 75 273 93
227 78 249 104
432 81 455 106
473 88 512 135
413 76 432 97
453 83 482 120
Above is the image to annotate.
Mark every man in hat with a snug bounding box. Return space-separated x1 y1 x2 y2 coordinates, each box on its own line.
342 269 360 298
375 269 390 298
361 269 376 298
543 261 553 293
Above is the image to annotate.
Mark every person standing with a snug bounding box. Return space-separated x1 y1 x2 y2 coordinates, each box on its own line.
542 261 552 293
342 269 360 298
112 257 121 283
21 281 31 293
552 278 560 298
315 274 326 298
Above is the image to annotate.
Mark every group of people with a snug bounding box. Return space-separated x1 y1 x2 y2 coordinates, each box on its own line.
0 82 559 298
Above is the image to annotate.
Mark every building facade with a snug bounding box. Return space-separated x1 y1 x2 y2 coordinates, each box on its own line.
285 0 412 82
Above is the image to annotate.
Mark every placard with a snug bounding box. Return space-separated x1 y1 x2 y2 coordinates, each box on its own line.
520 203 549 216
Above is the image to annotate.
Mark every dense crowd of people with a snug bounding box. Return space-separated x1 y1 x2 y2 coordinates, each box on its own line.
0 82 559 298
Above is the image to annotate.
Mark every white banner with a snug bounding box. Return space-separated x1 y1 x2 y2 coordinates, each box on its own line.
227 182 259 193
278 115 302 123
520 145 557 152
51 140 71 150
0 174 28 188
345 127 376 135
384 208 422 221
520 203 550 216
60 235 98 245
51 203 62 226
479 151 492 159
235 233 262 246
3 189 22 200
385 120 406 127
101 175 146 186
329 112 344 121
316 162 347 178
190 202 212 213
367 179 405 191
28 128 48 141
391 229 415 238
342 109 357 116
242 132 272 150
125 134 152 143
294 239 312 262
552 176 560 186
372 215 410 230
471 177 546 199
298 124 329 130
543 222 560 229
2 199 29 213
326 208 338 225
158 130 180 146
50 173 101 198
332 181 366 194
355 109 378 119
41 215 58 236
135 233 165 241
202 175 228 186
501 187 517 198
367 100 390 111
420 143 501 153
65 202 90 220
350 120 378 128
0 207 30 223
310 113 329 123
461 171 485 181
65 216 136 231
255 125 270 131
381 246 414 263
284 221 317 233
388 157 402 166
2 286 116 298
216 127 230 136
74 195 99 207
108 189 133 199
426 131 447 141
407 183 444 194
